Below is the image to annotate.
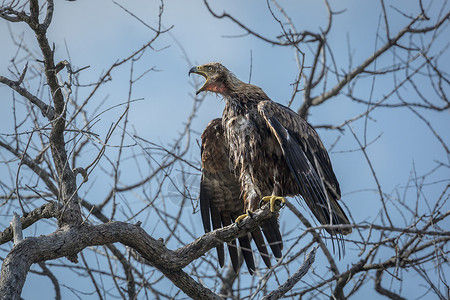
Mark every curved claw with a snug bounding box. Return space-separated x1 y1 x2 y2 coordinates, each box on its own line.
235 213 248 224
259 199 265 209
261 196 286 212
235 210 254 224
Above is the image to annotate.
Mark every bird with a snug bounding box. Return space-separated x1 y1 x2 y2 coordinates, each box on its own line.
190 62 352 275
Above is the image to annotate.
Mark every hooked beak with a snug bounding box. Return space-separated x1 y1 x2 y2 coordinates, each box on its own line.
188 66 199 76
189 66 208 95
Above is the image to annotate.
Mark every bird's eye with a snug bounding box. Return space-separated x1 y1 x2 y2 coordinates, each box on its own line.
208 66 213 72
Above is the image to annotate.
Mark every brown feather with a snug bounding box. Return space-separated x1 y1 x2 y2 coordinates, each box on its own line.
200 119 274 273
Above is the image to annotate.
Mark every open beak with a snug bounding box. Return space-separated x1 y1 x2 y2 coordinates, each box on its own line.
189 66 208 95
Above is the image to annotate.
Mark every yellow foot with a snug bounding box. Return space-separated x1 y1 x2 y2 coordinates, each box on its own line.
261 196 286 212
235 210 254 224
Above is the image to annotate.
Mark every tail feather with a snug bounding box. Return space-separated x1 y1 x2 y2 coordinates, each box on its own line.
251 229 272 268
221 212 241 273
261 216 283 259
238 234 255 275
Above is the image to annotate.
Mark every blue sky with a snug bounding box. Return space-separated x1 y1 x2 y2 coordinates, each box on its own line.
1 0 449 299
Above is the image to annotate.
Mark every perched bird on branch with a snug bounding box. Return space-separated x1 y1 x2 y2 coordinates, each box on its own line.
190 62 351 275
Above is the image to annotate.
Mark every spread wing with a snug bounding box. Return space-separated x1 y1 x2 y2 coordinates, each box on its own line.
200 119 273 274
258 101 351 236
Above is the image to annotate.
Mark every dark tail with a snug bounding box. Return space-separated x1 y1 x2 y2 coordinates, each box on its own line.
307 192 352 236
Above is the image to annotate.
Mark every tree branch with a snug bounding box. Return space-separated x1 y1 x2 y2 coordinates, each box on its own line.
0 202 59 245
0 204 278 299
298 11 450 114
261 246 317 300
375 269 406 300
28 0 81 227
0 73 55 120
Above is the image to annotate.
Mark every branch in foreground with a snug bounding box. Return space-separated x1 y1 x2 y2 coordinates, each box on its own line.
0 221 210 300
0 204 278 300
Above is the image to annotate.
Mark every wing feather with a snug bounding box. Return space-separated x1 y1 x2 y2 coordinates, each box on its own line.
258 101 351 236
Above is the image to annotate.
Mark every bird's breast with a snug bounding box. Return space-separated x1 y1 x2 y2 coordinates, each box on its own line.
226 115 251 133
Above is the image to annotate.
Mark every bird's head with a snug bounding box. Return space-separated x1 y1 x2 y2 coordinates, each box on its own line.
189 62 238 96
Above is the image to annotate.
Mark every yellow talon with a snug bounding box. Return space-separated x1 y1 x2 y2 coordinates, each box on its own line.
235 213 248 223
261 196 286 212
235 210 253 223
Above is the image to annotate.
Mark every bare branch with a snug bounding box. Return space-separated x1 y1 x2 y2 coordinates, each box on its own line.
261 246 317 300
300 11 450 113
0 202 59 245
375 270 406 300
0 73 55 119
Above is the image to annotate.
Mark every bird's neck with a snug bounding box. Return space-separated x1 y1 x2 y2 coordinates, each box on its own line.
223 77 270 108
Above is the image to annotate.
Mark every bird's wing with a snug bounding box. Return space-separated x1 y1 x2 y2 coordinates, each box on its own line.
258 101 351 236
200 118 273 274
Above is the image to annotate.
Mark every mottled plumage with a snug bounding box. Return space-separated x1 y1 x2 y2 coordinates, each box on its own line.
191 62 351 274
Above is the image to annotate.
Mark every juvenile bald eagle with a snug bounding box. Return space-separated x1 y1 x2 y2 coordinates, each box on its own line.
190 62 351 274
